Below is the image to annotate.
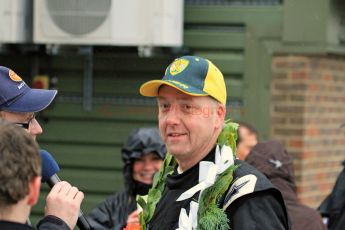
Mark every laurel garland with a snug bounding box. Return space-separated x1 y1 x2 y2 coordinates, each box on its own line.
137 120 238 230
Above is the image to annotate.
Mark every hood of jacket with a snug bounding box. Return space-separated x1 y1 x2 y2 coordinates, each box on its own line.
121 127 166 195
245 140 297 202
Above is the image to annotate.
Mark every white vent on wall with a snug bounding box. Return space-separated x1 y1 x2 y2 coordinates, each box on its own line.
0 0 32 43
34 0 183 46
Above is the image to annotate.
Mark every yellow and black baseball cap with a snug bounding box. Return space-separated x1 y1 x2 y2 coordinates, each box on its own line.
139 56 227 105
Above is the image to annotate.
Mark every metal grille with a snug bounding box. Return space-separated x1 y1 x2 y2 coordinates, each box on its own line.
46 0 111 35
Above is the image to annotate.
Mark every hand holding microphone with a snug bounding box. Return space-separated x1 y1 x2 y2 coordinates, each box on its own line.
40 150 93 230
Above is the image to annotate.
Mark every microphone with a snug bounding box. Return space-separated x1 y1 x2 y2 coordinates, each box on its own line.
40 149 93 230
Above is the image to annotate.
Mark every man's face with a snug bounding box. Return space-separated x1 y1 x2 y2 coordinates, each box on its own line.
237 126 258 160
0 111 42 139
132 152 163 185
157 86 225 168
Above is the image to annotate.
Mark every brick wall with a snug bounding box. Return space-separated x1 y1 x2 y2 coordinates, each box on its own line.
271 55 345 208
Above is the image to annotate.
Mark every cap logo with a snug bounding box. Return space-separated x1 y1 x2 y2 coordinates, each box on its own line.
169 59 189 76
9 70 23 82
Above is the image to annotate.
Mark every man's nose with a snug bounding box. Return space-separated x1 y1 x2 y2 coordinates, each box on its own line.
29 119 43 138
165 105 181 126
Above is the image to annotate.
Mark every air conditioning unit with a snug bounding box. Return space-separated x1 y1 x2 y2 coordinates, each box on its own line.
0 0 32 43
34 0 183 47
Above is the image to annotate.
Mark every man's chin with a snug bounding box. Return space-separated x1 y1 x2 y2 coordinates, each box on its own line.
168 149 188 158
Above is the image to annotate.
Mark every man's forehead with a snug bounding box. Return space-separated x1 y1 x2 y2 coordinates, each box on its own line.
157 94 193 102
156 85 219 108
157 85 200 101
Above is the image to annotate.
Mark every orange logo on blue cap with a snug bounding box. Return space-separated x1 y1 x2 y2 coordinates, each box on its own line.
169 59 189 76
9 70 22 82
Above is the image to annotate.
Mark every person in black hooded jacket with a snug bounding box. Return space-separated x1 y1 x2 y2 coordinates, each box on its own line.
86 127 166 230
244 140 326 230
319 160 345 230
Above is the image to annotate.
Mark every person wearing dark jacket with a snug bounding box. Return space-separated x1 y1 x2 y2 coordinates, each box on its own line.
0 121 83 230
319 160 345 230
86 127 166 230
0 66 84 230
137 56 290 229
245 140 326 230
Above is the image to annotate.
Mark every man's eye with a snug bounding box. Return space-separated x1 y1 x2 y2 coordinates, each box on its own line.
182 104 192 111
160 104 170 109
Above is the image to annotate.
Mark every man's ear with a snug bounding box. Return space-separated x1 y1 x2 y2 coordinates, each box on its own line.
215 104 226 129
27 176 41 207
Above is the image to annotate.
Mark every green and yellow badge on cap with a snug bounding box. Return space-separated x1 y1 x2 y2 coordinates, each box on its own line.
169 59 189 76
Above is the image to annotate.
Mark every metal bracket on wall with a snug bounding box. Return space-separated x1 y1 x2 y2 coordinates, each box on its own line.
79 46 93 112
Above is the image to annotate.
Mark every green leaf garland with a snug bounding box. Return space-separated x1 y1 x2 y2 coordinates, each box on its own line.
138 120 238 230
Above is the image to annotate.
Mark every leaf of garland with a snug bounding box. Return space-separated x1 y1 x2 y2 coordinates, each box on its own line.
197 164 237 230
217 120 238 154
138 153 176 227
139 120 239 229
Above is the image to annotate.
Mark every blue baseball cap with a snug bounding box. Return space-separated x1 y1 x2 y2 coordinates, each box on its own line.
0 66 57 113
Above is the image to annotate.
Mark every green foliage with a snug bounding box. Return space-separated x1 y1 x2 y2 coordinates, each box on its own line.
198 205 229 230
139 121 239 229
217 120 239 154
138 153 176 229
197 165 236 230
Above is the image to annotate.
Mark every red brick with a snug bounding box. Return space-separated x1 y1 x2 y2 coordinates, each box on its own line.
308 84 320 91
289 139 304 148
306 127 320 136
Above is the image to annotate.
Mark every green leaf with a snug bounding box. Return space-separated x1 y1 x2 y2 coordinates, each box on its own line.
139 211 146 230
217 120 239 154
197 164 236 230
139 153 176 227
136 195 147 211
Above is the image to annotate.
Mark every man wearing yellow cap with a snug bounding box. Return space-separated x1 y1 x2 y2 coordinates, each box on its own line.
138 56 290 229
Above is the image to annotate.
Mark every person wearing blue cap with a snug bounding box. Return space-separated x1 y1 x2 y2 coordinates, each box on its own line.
137 56 290 229
0 66 57 138
0 66 84 230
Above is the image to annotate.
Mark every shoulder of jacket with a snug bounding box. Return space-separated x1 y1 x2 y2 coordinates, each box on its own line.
221 160 276 210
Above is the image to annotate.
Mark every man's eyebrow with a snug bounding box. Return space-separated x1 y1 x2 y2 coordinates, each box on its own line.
177 97 193 102
26 113 35 121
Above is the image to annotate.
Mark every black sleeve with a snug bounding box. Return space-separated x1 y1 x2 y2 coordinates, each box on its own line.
226 191 290 230
37 215 71 230
86 196 116 230
86 192 135 230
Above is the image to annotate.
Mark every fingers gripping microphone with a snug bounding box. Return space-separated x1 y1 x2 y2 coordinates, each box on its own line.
40 150 93 230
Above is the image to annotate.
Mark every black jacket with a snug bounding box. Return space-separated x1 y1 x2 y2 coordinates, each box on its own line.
86 190 137 230
148 148 290 230
86 127 166 230
0 221 34 230
0 215 70 230
319 160 345 230
246 140 326 230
